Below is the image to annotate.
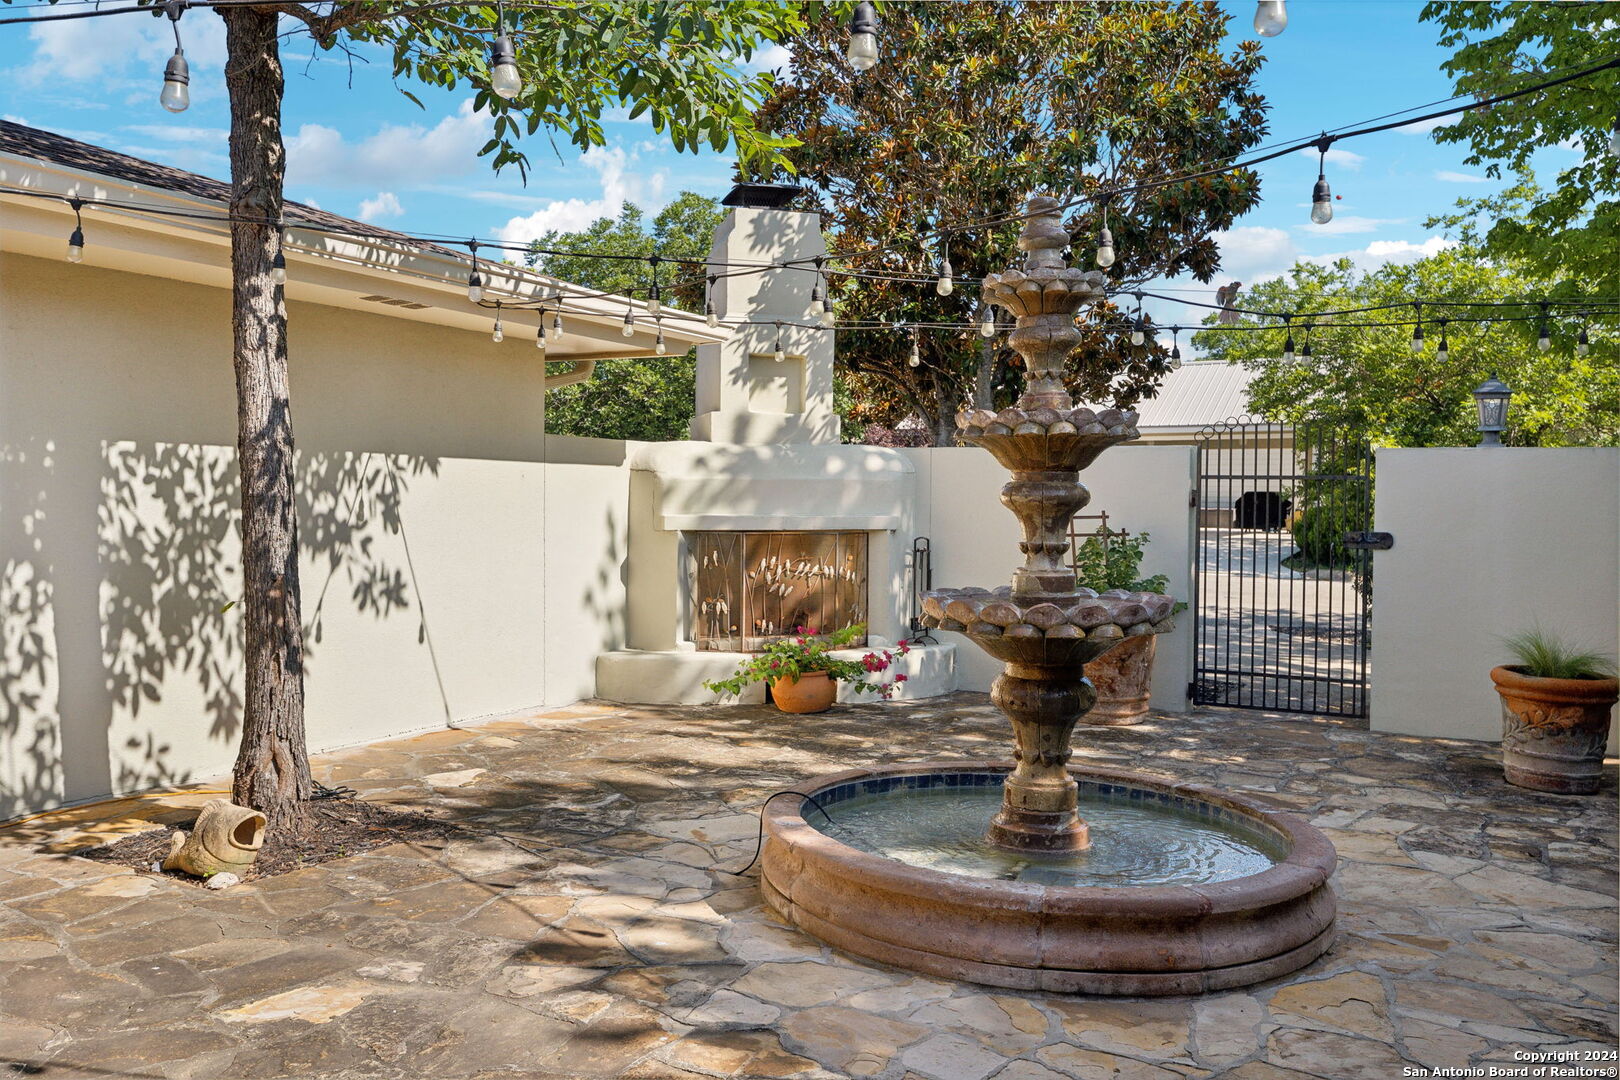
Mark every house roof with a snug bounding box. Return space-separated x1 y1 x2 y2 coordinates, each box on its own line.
1130 360 1259 431
0 120 461 259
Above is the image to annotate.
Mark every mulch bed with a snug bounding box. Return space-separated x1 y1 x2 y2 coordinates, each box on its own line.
78 798 458 886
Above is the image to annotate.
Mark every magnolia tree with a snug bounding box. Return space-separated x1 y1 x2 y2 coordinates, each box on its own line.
16 1 803 826
756 0 1269 443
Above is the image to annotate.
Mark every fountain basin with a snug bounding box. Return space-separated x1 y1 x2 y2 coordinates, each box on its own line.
760 762 1337 996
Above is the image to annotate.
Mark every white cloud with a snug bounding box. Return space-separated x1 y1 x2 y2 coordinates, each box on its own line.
1434 170 1487 184
122 123 229 144
747 43 794 75
1295 214 1406 237
19 17 225 85
358 191 404 222
286 100 490 189
492 145 668 241
1303 236 1455 276
1397 116 1448 135
1210 226 1298 283
1298 147 1365 171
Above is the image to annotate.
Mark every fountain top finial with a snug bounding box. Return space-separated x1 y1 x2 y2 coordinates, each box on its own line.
1016 195 1070 270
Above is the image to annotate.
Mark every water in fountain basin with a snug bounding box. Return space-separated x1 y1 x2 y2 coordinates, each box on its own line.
812 779 1284 887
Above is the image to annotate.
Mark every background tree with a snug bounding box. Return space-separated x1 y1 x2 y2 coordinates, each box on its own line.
526 194 723 441
1418 2 1620 296
3 0 805 826
757 0 1268 444
1191 249 1619 448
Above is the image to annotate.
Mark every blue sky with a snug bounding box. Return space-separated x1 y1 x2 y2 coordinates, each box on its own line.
0 2 1586 336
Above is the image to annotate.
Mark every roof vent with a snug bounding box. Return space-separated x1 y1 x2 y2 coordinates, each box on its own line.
359 294 429 310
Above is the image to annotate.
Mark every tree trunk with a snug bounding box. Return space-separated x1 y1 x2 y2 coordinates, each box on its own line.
973 336 996 409
223 10 311 828
931 377 955 447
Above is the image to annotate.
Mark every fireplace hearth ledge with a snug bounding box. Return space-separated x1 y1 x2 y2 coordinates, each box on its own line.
596 641 957 706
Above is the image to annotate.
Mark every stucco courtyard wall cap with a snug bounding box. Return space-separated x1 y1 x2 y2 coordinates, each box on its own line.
761 760 1338 994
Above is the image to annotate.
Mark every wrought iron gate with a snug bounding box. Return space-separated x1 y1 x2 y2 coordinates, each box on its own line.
1193 418 1374 718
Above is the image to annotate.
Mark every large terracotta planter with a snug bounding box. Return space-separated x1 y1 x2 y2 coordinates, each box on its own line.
1491 665 1618 795
1083 634 1156 725
770 671 837 714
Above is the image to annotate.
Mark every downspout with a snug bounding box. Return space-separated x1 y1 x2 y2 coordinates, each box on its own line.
544 359 596 391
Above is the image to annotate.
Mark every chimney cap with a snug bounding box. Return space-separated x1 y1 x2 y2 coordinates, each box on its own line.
722 182 804 209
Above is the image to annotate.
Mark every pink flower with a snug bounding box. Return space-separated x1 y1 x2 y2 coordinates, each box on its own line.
896 673 908 682
898 642 911 655
806 627 819 636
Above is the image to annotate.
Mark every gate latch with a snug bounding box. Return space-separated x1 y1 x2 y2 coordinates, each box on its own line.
1342 531 1394 551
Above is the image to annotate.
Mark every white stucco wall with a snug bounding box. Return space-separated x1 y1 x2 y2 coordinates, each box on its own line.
0 253 636 817
1370 447 1620 748
903 444 1196 711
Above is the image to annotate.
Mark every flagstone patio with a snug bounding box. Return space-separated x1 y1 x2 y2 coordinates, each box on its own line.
0 693 1614 1080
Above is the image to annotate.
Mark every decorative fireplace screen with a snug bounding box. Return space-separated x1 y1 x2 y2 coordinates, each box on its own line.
689 531 867 651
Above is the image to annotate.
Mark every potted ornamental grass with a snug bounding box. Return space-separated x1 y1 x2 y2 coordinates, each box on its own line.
1492 629 1618 795
703 623 909 714
1073 530 1181 725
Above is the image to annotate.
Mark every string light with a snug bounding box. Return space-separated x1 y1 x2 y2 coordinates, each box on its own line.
1577 325 1590 356
1435 319 1449 364
908 326 921 367
1310 136 1334 225
466 242 483 303
1282 315 1295 363
489 1 522 100
773 321 785 363
810 256 824 312
551 307 564 339
704 274 720 328
158 0 189 113
846 1 879 73
1101 202 1114 270
491 300 504 343
536 324 546 353
1301 324 1313 360
655 319 667 355
271 230 287 285
646 255 662 317
622 300 635 338
1254 0 1287 37
1409 303 1424 352
1169 328 1182 369
1537 303 1550 351
1130 293 1145 346
978 303 995 338
935 238 954 297
66 197 84 263
820 292 836 328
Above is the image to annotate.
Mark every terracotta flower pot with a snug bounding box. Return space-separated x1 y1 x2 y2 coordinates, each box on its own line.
1491 665 1618 795
1081 634 1156 725
770 671 837 714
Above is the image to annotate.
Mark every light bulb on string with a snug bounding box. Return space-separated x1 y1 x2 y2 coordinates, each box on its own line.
1129 293 1145 346
1310 136 1334 225
1409 304 1424 352
491 301 504 344
622 302 636 338
1096 202 1116 268
1253 0 1287 37
1282 315 1295 363
646 256 662 317
1536 303 1550 351
1435 320 1449 364
846 1 879 73
536 326 546 354
978 304 995 338
66 198 84 263
271 229 287 285
908 327 921 368
820 297 837 329
811 257 824 313
1301 325 1314 361
551 306 564 340
935 245 954 297
489 7 522 101
704 274 720 328
466 242 483 303
158 1 190 113
1169 329 1182 370
1577 325 1590 357
773 322 785 363
655 320 667 355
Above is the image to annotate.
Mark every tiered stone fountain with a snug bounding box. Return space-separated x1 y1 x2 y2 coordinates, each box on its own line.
761 196 1336 995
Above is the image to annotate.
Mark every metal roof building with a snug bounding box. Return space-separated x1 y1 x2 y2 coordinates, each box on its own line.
1130 360 1262 439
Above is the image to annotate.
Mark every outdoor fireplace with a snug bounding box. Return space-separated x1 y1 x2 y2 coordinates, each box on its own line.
689 531 867 650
